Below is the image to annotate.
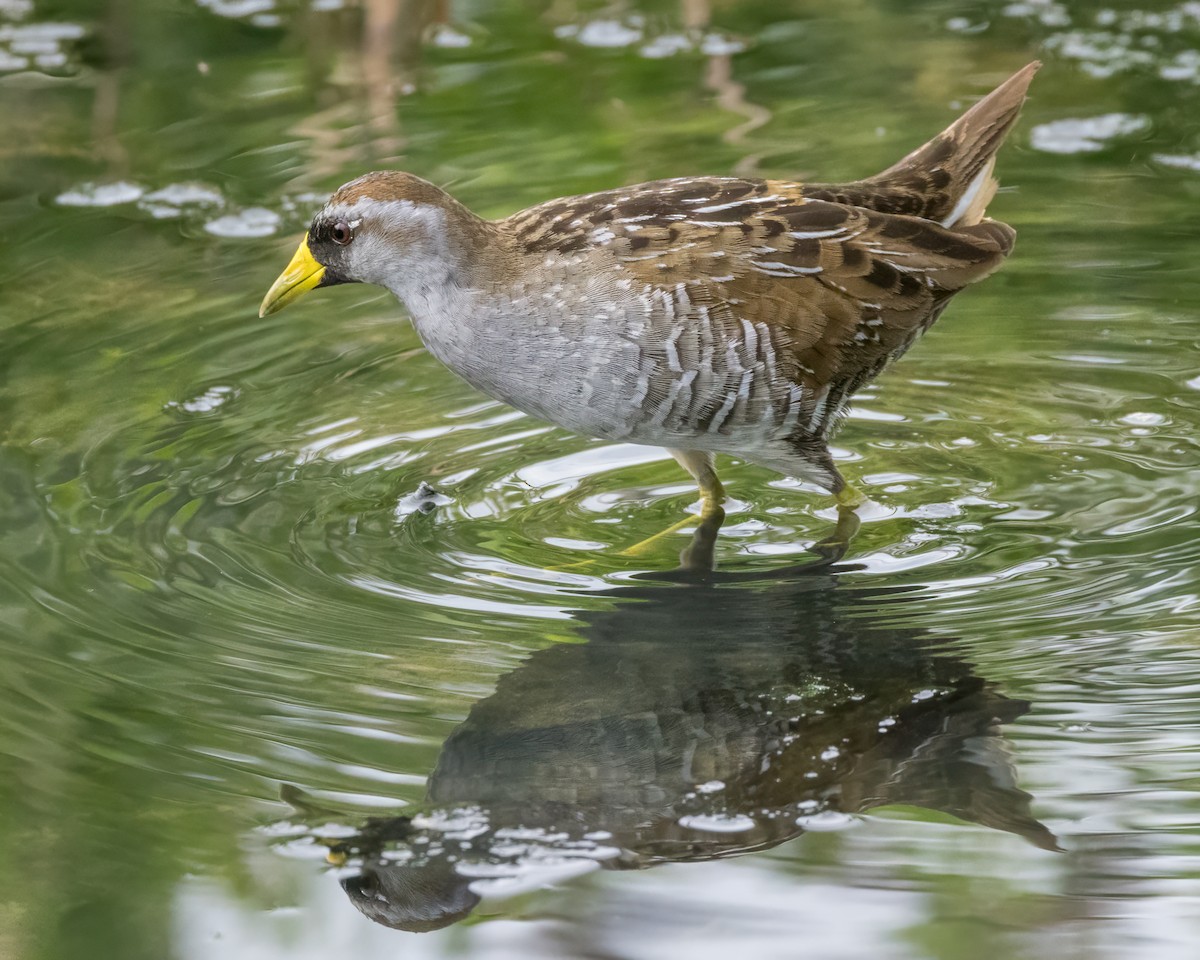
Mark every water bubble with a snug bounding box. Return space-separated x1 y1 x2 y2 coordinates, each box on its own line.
0 0 33 19
196 0 275 19
1160 48 1200 81
678 813 757 833
1044 30 1154 78
699 34 746 56
558 20 643 48
1030 114 1149 154
204 207 281 238
138 182 224 219
946 17 989 34
1118 411 1168 426
1155 152 1200 172
431 25 471 49
1002 1 1070 27
10 36 55 54
640 33 690 59
56 181 145 207
1 21 86 40
165 385 236 415
143 183 224 207
795 811 860 832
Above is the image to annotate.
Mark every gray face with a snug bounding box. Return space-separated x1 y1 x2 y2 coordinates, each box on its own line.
306 212 358 288
305 195 457 305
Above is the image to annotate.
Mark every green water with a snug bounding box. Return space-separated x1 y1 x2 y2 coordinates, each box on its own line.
2 0 1199 957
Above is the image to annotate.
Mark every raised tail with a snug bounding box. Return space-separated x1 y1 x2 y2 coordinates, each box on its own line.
805 61 1040 227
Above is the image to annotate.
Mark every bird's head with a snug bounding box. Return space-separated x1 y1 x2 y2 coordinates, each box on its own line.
259 171 482 317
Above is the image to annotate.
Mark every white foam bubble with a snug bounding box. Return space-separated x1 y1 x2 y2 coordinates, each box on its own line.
699 33 746 56
795 810 860 832
204 207 280 238
566 19 643 48
33 50 65 68
139 182 225 219
1001 1 1070 27
1030 113 1148 154
196 0 275 19
1118 412 1168 427
56 181 145 207
0 0 34 19
1155 152 1200 171
144 183 224 206
166 385 235 415
0 21 86 40
678 813 757 833
640 33 690 58
694 780 726 794
431 25 470 48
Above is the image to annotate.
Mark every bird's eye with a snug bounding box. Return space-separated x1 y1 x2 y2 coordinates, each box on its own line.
331 221 353 245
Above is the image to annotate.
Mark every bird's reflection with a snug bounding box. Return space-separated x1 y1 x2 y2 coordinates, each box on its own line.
283 517 1056 932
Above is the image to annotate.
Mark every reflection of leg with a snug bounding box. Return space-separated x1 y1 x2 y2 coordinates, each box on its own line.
677 507 725 574
812 469 865 562
619 449 726 557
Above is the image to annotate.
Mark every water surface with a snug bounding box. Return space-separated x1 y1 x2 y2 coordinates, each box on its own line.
1 1 1199 958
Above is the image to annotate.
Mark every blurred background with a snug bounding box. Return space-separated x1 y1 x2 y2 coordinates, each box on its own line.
1 1 1199 958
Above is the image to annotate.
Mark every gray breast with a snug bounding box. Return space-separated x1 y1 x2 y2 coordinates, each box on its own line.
410 268 802 449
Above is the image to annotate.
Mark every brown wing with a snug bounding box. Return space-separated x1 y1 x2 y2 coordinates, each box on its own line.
498 63 1035 439
507 182 1012 435
505 176 797 254
644 200 1011 433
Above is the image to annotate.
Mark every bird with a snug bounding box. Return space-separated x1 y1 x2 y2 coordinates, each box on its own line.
260 62 1039 551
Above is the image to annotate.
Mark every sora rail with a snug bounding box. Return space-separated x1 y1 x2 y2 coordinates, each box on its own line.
262 62 1039 535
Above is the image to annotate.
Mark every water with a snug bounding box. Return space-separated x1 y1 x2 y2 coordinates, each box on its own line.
2 0 1199 957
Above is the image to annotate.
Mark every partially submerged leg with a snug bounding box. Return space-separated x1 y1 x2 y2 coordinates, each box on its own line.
619 449 726 557
742 444 867 561
834 479 867 510
669 449 726 517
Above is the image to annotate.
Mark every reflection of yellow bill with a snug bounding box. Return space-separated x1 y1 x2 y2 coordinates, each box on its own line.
259 235 324 317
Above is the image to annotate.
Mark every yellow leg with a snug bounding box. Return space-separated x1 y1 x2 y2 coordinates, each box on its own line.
835 482 867 509
619 449 725 558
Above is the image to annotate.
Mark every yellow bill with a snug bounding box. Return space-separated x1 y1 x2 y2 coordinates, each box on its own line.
259 235 325 317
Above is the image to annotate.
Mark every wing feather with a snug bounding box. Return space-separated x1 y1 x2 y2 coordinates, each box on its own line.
502 178 1014 435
